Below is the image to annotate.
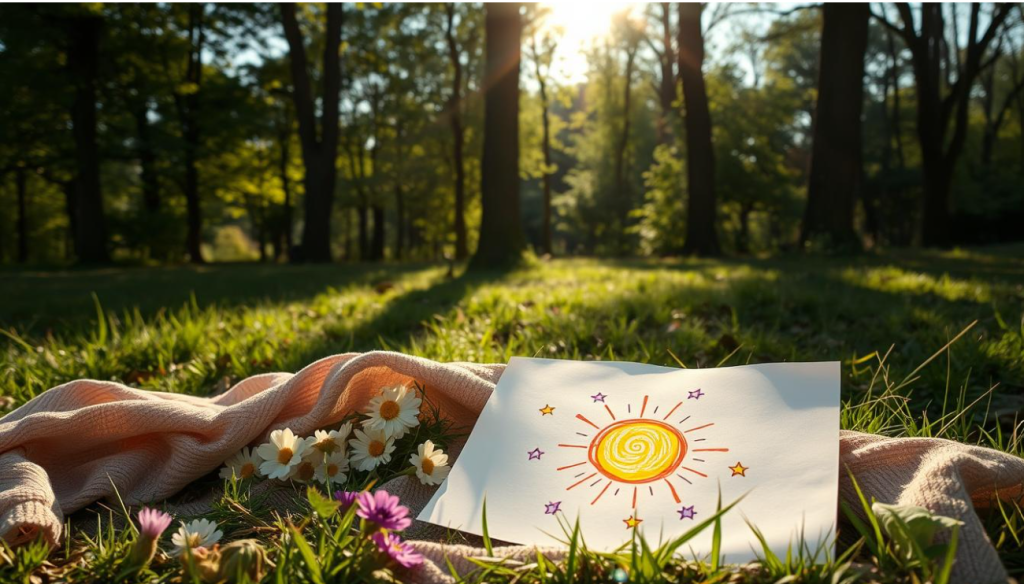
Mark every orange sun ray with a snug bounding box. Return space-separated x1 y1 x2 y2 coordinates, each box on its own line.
693 448 729 452
567 472 597 490
604 404 616 420
576 413 601 430
632 487 638 508
664 479 681 504
684 422 714 433
591 481 612 505
640 395 649 417
662 401 682 421
558 444 588 448
681 466 708 478
557 461 588 471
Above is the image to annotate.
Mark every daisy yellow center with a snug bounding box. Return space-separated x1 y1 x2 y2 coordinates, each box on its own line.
368 440 386 457
327 463 339 476
379 400 400 421
297 462 315 481
316 438 338 454
421 458 435 475
186 533 204 548
277 447 294 464
240 463 255 479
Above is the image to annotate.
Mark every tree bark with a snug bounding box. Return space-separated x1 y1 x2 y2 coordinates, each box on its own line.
677 3 720 256
171 3 207 264
444 4 469 261
394 182 405 260
280 3 343 262
370 205 385 261
67 13 109 263
530 37 554 257
800 3 868 250
470 3 525 269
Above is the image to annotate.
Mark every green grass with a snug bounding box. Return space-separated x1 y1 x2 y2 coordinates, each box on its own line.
1 246 1023 582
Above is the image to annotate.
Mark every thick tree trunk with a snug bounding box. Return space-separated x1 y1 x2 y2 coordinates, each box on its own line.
800 3 868 250
281 3 343 262
16 167 28 263
678 3 720 256
67 14 109 263
470 3 525 269
445 4 468 261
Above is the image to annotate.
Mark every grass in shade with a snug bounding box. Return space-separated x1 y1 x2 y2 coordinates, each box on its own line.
1 245 1023 582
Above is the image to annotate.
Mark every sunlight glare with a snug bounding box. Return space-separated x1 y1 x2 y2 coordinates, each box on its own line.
540 1 638 84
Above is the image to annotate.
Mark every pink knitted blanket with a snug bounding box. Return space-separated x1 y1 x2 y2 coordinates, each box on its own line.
1 352 1021 583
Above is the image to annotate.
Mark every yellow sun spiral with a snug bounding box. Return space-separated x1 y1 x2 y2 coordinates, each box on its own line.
589 420 686 483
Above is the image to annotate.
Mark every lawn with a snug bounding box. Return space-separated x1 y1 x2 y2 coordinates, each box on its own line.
1 246 1023 581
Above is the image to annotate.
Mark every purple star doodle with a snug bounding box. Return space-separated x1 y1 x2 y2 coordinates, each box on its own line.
544 501 561 515
527 447 545 460
687 388 704 400
678 505 697 520
591 392 607 403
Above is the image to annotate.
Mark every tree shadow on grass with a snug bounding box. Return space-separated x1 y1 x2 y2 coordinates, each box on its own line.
288 265 518 365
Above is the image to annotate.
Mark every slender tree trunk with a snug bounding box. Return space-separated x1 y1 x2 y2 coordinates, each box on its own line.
394 182 405 260
174 3 206 264
736 203 752 255
16 167 28 263
678 3 720 256
370 205 385 260
281 3 343 262
615 47 637 252
67 13 109 263
133 105 160 212
358 204 369 261
445 4 468 261
278 119 293 259
470 3 525 269
538 77 553 256
655 2 676 146
800 3 868 250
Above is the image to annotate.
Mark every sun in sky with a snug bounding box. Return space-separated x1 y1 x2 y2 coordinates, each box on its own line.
554 393 732 525
539 1 639 83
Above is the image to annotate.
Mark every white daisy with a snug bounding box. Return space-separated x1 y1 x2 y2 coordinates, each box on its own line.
409 440 451 485
363 384 421 439
349 427 396 471
314 450 349 484
256 428 310 480
289 458 318 483
218 447 260 481
169 519 222 558
306 424 352 460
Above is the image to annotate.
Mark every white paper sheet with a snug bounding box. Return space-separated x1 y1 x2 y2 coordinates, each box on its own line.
418 358 840 562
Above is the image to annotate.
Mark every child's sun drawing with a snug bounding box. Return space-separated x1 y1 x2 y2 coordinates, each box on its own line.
549 393 738 527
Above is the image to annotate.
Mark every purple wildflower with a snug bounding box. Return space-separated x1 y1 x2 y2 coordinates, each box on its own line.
334 490 360 510
137 507 173 540
371 531 424 569
356 490 412 531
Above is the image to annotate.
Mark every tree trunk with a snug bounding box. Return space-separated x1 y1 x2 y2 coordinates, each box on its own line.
394 182 405 260
445 4 468 261
470 3 525 269
133 105 160 212
800 3 868 250
614 46 637 252
16 167 28 263
370 205 385 261
736 203 752 255
358 204 369 261
538 76 553 256
278 119 293 259
67 13 109 263
655 2 676 146
678 3 720 256
175 3 206 264
281 3 343 262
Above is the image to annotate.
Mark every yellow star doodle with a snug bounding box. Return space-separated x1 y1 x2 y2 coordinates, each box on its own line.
623 515 642 529
539 404 556 416
729 462 749 477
